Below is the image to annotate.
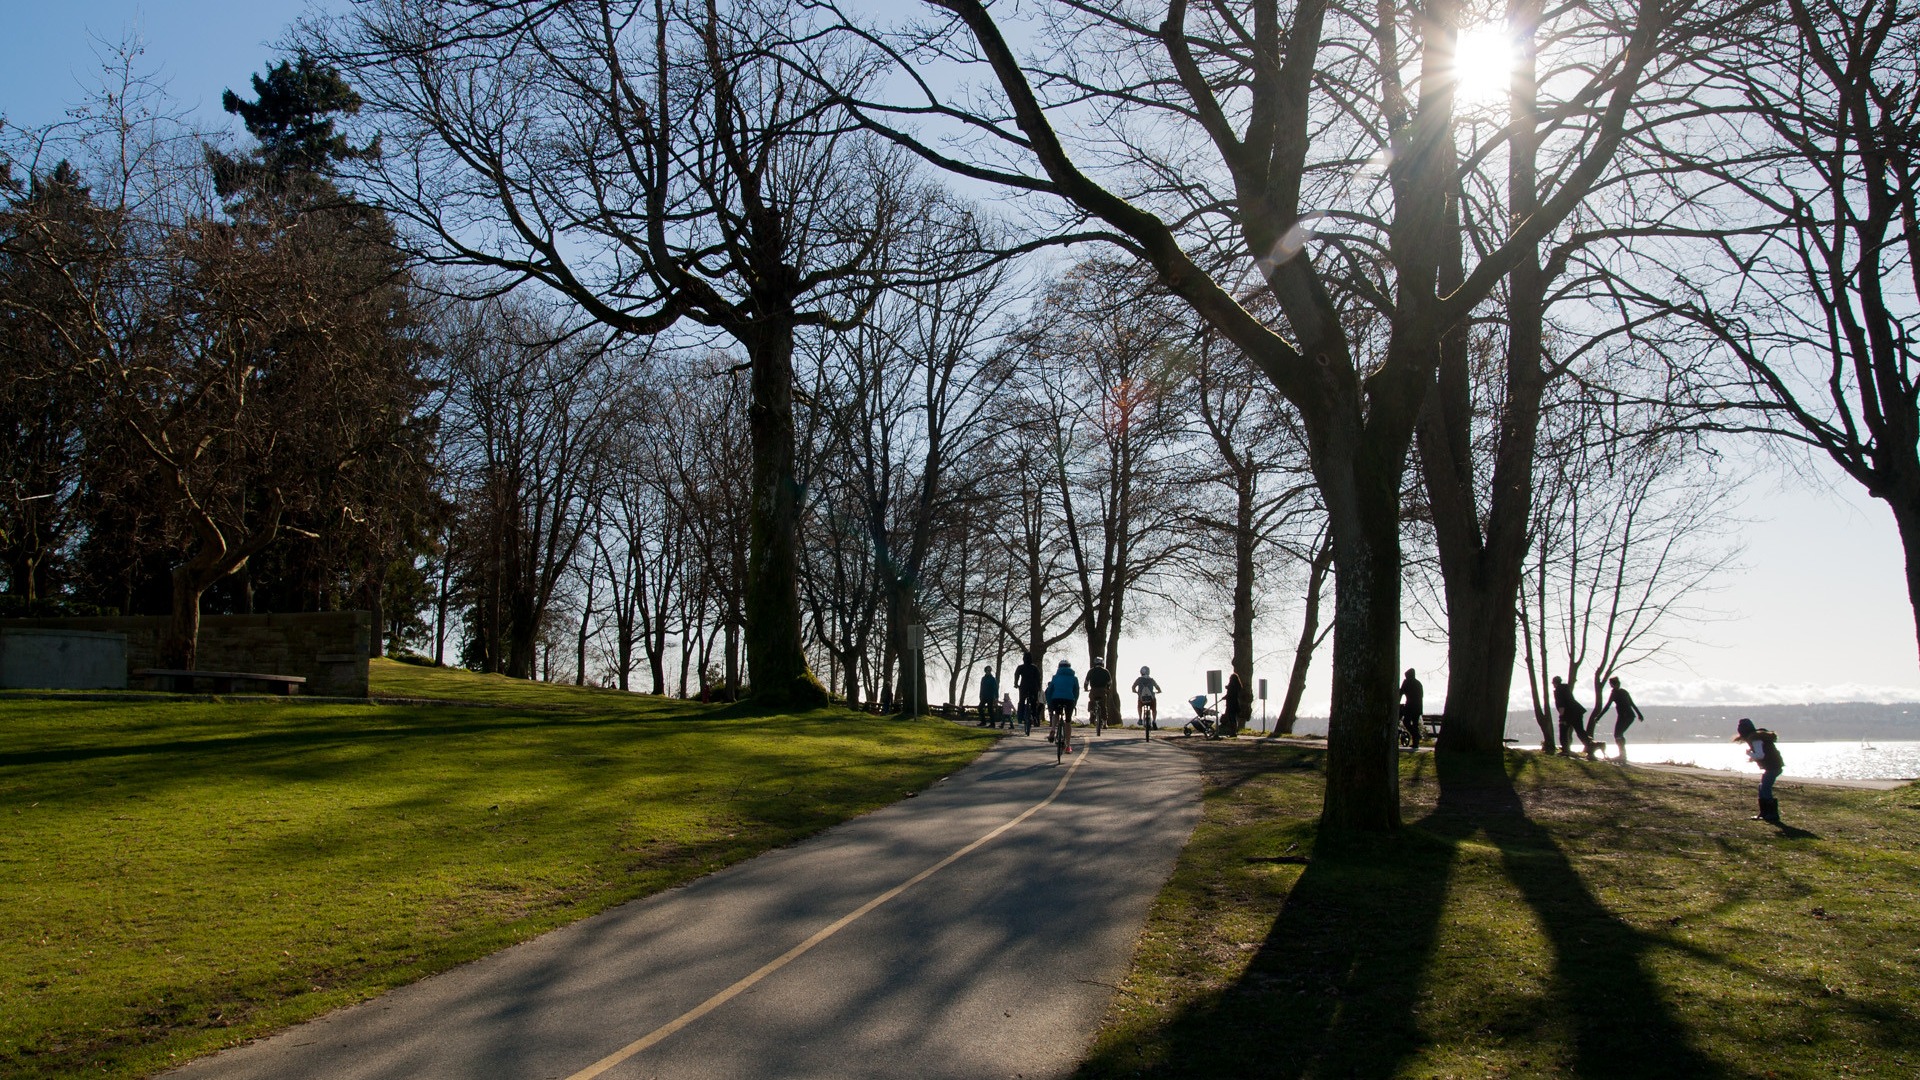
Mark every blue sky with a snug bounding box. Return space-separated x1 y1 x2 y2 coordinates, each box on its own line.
6 2 1918 707
0 1 328 135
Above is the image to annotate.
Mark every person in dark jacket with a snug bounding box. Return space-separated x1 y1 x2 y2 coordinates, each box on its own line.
1591 676 1644 761
1551 676 1594 757
1013 653 1043 732
1734 717 1786 823
1085 657 1113 728
1399 669 1425 749
1222 672 1246 737
978 666 1000 726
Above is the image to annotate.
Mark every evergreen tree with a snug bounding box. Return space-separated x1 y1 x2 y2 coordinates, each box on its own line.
212 51 379 197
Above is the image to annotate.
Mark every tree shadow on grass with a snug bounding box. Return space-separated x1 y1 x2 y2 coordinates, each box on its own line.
1423 751 1728 1078
1077 748 1730 1079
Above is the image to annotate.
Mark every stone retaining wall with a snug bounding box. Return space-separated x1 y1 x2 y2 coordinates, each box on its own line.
0 612 371 697
0 628 129 690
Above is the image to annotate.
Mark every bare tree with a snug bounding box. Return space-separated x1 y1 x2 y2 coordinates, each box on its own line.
1518 408 1741 748
317 0 915 703
1179 318 1322 714
1622 0 1920 665
797 204 1016 709
826 0 1676 827
439 298 622 678
1009 259 1190 677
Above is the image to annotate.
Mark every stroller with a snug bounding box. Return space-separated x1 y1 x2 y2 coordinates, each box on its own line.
1182 695 1220 738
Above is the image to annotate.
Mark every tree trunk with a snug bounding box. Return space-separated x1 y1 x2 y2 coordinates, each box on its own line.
742 323 827 706
1314 408 1411 832
505 588 538 679
1275 535 1334 735
1886 494 1920 665
433 552 452 666
366 569 386 659
1423 14 1548 755
161 563 209 670
159 495 285 670
1231 468 1257 692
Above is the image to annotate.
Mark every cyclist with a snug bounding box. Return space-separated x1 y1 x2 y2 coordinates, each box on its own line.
1046 660 1080 756
1132 666 1162 737
1085 657 1112 735
1013 652 1043 736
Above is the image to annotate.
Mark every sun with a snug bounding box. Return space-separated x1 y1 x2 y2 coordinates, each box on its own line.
1452 25 1517 108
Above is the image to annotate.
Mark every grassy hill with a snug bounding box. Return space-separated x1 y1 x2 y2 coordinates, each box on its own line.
0 664 992 1079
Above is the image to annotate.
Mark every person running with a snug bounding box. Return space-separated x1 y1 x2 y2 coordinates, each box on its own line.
977 665 1000 726
1591 676 1643 761
1132 666 1162 734
1734 717 1786 823
1046 660 1080 744
1399 668 1425 749
1013 653 1043 736
1551 676 1595 757
1085 657 1113 733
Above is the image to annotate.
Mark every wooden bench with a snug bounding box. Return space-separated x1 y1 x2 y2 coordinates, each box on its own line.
133 669 308 695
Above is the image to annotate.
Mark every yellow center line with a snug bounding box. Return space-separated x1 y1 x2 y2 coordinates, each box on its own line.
563 744 1091 1080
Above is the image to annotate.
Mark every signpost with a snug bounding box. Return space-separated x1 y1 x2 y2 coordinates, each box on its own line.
1259 677 1268 732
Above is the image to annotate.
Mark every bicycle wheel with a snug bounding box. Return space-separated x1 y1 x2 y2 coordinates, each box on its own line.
1092 696 1104 736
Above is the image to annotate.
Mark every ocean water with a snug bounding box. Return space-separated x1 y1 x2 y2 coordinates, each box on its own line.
1616 740 1920 781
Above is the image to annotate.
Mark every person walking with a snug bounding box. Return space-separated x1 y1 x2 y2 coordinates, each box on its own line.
977 666 1000 726
1734 717 1786 823
1222 672 1246 737
1013 653 1043 735
999 692 1016 730
1399 668 1425 749
1591 676 1644 761
1551 676 1594 757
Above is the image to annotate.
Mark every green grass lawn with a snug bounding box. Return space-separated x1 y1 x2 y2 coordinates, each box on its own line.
1079 741 1920 1080
0 662 993 1079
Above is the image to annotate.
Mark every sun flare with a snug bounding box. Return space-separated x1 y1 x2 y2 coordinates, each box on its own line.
1452 25 1517 108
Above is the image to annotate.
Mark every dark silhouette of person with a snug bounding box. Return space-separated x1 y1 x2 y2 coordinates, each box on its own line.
1591 676 1643 761
1013 652 1043 731
1399 668 1425 749
1551 676 1594 757
1222 671 1246 736
1090 657 1121 707
1734 717 1785 823
977 665 1000 726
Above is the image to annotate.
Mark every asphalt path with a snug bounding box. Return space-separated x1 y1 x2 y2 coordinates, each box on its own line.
167 729 1202 1080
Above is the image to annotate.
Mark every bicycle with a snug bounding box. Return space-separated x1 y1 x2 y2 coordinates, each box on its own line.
1137 694 1157 740
1049 699 1076 763
1398 708 1423 749
1088 690 1109 736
